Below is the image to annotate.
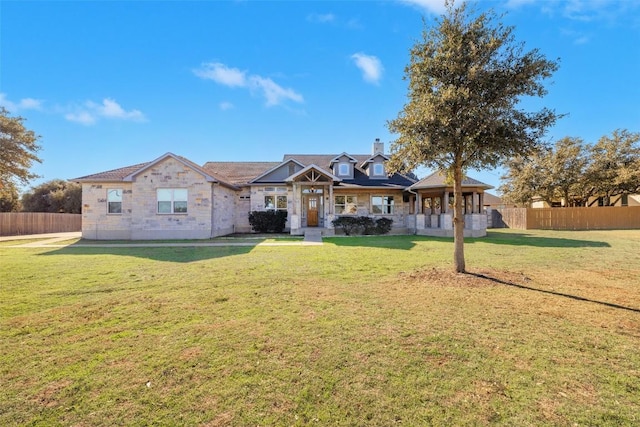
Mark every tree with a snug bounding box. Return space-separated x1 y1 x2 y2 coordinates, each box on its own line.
500 137 588 207
0 181 21 212
388 1 560 273
21 179 82 214
0 107 42 190
585 129 640 205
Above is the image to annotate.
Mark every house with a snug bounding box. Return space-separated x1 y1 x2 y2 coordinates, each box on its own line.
73 140 493 239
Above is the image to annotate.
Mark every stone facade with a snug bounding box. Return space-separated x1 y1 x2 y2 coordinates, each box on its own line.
81 157 219 240
75 149 493 240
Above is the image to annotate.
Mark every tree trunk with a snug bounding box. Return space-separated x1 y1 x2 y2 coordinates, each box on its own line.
453 164 465 273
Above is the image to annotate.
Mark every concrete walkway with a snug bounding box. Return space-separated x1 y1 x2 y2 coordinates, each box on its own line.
1 231 323 248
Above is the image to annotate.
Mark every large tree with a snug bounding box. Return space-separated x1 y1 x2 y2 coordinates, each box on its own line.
21 179 82 214
0 181 21 212
0 107 42 190
388 1 559 273
500 137 588 207
585 129 640 205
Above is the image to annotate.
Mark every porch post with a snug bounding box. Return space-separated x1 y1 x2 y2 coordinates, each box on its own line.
443 191 450 213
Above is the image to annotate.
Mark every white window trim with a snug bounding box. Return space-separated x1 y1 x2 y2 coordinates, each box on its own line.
371 195 395 215
107 189 122 214
157 188 188 214
335 195 358 215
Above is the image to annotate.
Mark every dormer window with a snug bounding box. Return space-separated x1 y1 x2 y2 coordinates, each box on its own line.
373 163 385 176
338 163 350 176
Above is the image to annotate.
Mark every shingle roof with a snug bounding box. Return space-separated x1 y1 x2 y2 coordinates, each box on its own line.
202 162 281 186
73 162 151 182
73 153 238 189
283 154 417 188
409 171 493 190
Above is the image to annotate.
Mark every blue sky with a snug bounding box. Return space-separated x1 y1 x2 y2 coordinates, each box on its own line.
2 0 639 193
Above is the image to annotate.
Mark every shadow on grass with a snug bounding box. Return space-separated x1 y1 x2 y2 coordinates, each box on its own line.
326 232 610 250
40 244 256 263
481 231 611 248
469 272 640 313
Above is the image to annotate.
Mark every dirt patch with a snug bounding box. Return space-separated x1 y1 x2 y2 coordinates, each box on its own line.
398 267 532 288
32 379 73 408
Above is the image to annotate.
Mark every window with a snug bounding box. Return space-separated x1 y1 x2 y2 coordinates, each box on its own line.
372 196 394 214
265 195 287 211
107 189 122 214
373 163 385 176
157 188 188 214
335 195 357 215
338 163 350 176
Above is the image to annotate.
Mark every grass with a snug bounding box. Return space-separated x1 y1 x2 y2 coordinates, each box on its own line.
1 229 639 426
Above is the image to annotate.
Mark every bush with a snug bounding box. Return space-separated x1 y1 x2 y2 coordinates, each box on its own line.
375 217 393 234
332 216 393 235
248 210 288 233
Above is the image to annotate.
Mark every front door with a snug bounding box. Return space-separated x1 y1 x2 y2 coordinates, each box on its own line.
307 195 319 227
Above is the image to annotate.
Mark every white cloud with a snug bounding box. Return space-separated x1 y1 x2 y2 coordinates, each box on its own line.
65 111 97 125
307 13 336 23
399 0 447 14
0 93 43 112
194 62 304 107
193 62 247 87
219 101 234 111
351 53 384 85
249 76 304 106
65 98 146 125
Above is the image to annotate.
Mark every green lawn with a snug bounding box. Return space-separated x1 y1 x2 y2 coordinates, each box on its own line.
1 229 639 426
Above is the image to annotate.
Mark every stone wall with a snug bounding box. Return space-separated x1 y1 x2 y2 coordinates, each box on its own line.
81 183 133 240
129 158 214 240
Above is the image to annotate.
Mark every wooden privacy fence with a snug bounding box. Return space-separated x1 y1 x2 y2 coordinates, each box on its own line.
0 213 82 236
492 207 640 230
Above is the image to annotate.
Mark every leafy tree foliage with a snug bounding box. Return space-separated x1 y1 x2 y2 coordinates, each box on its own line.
500 130 639 206
388 1 559 272
500 137 588 206
0 181 21 212
21 179 82 213
0 107 42 190
585 129 640 205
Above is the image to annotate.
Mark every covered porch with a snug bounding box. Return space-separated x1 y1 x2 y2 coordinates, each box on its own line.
409 172 493 238
286 165 339 236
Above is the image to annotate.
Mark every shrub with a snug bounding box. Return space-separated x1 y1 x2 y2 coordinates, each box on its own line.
374 217 393 234
248 210 288 233
332 216 393 235
331 216 360 236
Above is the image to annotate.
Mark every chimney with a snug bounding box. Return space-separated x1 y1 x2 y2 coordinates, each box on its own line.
373 138 384 155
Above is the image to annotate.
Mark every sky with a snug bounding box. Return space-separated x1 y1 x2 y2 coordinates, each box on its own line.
1 0 639 194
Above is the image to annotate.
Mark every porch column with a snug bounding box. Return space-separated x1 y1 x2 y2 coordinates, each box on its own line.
472 192 479 213
417 193 423 214
479 192 484 213
443 191 450 213
327 184 334 229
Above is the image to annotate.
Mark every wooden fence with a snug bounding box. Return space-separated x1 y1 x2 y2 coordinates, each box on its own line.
492 207 640 230
0 213 82 236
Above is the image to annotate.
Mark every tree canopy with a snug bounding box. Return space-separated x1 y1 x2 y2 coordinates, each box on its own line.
388 1 560 272
21 179 82 214
0 181 21 212
0 107 42 190
501 130 640 207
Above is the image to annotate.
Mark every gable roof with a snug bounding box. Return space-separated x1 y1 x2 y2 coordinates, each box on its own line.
285 164 341 183
283 153 417 188
74 153 238 189
409 171 493 191
202 161 281 186
360 153 390 169
73 162 152 182
248 159 306 184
